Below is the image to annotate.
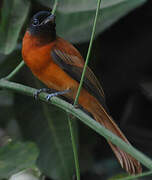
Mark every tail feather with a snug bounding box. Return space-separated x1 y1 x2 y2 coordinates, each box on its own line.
92 102 142 174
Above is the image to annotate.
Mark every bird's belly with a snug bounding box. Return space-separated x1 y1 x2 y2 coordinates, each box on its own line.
34 62 79 93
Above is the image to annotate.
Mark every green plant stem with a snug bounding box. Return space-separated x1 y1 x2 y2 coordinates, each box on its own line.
74 0 101 106
42 104 71 179
119 171 152 180
51 0 58 15
52 0 80 178
5 61 25 80
71 0 101 178
67 115 80 180
0 79 152 170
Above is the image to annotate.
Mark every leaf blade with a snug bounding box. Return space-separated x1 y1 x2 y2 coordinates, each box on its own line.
37 104 76 180
56 0 146 43
14 93 77 180
0 141 39 178
36 0 146 43
0 0 30 54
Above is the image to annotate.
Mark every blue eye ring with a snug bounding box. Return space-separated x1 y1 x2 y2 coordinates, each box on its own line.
32 19 39 26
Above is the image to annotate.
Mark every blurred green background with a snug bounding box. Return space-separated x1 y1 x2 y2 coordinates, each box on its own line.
0 0 152 179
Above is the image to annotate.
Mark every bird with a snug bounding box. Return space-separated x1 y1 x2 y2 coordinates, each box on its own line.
22 11 142 174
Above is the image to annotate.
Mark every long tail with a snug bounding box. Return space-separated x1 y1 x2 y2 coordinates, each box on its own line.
84 96 142 174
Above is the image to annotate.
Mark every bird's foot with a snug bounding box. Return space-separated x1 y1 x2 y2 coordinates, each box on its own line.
46 89 70 101
34 88 54 99
73 104 79 109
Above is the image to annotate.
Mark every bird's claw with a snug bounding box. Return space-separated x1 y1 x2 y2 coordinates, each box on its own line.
34 89 41 100
34 88 52 100
46 90 70 101
73 104 79 109
46 94 54 101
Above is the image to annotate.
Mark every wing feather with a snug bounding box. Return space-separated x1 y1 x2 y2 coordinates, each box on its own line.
51 48 107 110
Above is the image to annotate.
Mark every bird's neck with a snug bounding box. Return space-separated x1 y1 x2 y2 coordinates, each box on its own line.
22 31 55 72
28 30 56 46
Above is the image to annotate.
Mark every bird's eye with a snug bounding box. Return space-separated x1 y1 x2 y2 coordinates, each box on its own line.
32 19 39 26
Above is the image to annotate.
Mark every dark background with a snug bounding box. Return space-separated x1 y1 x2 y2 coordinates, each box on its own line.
0 0 152 179
77 0 152 179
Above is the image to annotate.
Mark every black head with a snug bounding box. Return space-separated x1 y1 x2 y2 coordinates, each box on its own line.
28 11 56 43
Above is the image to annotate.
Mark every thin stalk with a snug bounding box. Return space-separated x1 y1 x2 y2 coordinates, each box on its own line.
42 104 71 179
51 0 58 15
5 61 25 80
52 0 80 179
74 0 101 105
71 0 101 179
0 79 152 170
67 114 80 180
119 171 152 180
53 0 81 178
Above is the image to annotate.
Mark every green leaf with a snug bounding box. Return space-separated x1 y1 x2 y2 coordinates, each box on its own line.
1 80 152 172
37 104 76 180
56 0 146 43
0 90 13 107
118 171 152 180
0 141 39 178
35 0 53 7
14 94 77 180
0 90 14 128
0 0 30 54
36 0 146 43
108 173 128 180
56 0 145 13
0 50 22 79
